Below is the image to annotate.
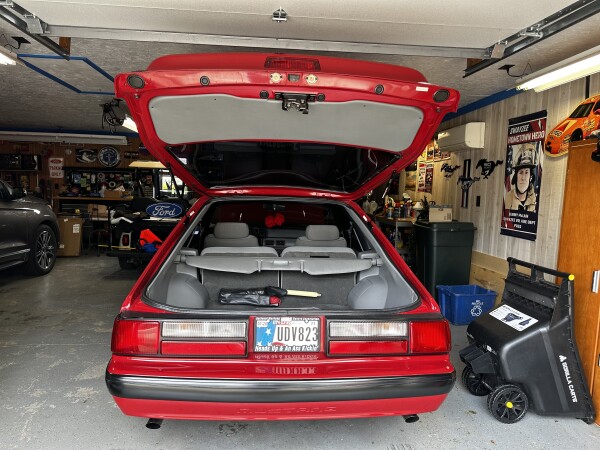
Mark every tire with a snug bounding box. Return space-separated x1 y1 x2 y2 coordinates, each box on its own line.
462 366 491 396
487 384 529 424
571 129 583 142
118 256 141 270
26 224 57 276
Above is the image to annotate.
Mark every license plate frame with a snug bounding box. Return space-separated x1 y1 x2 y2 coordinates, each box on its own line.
254 317 320 352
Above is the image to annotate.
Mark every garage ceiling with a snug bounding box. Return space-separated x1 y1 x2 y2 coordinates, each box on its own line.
1 0 599 135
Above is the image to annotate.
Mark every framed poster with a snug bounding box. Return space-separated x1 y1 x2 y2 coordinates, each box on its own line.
500 110 546 241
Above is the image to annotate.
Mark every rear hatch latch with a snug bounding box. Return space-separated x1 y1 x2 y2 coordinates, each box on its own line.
275 92 316 114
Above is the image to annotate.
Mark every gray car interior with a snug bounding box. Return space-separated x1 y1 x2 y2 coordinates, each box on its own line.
146 204 419 311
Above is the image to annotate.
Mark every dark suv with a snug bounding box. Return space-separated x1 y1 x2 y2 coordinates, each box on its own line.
0 180 59 275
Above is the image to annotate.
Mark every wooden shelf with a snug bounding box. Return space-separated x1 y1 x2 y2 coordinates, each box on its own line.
54 196 133 201
373 215 415 227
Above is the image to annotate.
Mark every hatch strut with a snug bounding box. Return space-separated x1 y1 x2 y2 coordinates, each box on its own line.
381 170 397 199
274 92 316 114
165 162 184 202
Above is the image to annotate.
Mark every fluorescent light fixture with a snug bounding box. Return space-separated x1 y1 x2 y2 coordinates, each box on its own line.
122 115 138 133
0 47 17 65
517 44 600 92
0 131 128 145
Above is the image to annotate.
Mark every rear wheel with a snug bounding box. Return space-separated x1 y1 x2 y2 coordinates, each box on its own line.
571 129 583 142
487 384 529 424
26 224 57 276
462 366 491 396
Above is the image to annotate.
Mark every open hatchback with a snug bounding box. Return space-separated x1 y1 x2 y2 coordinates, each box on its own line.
106 53 460 423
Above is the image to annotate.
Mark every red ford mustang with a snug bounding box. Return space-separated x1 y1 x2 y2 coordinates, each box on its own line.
105 53 459 426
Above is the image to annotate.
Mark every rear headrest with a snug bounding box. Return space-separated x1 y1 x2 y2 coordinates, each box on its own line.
305 225 341 241
213 222 250 239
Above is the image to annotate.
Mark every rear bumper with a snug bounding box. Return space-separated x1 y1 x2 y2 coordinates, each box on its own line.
106 371 454 403
112 395 451 420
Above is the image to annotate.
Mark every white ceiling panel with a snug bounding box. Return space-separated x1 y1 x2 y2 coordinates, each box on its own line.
1 0 599 133
18 0 575 48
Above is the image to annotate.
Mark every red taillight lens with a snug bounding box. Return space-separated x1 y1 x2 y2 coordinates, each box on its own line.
264 56 321 71
409 320 451 354
328 340 408 356
327 321 409 356
122 234 130 247
111 318 160 355
161 341 247 356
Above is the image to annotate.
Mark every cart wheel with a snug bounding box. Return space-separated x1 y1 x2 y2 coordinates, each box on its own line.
462 366 491 396
118 256 140 270
487 384 529 424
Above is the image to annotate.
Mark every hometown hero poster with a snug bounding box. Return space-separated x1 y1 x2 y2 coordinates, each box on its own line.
500 110 546 241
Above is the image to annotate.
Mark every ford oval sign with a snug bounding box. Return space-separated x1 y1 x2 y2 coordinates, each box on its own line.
146 202 183 218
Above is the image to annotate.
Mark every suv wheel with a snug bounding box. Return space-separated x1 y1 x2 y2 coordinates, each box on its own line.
27 224 57 276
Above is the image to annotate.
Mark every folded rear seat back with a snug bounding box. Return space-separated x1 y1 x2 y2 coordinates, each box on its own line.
200 247 279 301
280 246 358 308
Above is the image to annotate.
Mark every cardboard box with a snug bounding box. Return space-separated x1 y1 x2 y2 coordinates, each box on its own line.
57 217 84 257
103 190 124 199
88 203 108 219
429 206 453 222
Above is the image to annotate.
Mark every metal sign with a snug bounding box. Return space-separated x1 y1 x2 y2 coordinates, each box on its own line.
145 202 183 218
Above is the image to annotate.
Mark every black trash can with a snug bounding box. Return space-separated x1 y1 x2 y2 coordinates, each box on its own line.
459 258 595 424
413 221 475 300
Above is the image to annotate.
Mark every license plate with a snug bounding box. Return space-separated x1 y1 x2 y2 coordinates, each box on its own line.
254 317 320 352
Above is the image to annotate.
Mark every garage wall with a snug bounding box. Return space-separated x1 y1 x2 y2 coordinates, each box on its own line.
429 73 600 270
0 137 146 200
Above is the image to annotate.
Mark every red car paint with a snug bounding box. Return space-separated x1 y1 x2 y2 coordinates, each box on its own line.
107 53 459 423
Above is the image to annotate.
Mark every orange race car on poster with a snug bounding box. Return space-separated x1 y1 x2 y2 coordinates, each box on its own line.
545 94 600 157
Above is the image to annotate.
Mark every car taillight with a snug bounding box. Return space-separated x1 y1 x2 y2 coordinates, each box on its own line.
409 320 451 354
264 56 321 71
121 234 129 247
161 341 247 356
111 318 160 355
328 321 408 356
111 319 250 358
161 321 248 357
162 321 246 338
329 340 408 355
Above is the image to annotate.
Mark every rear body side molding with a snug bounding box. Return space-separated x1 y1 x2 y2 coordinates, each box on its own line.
106 372 455 403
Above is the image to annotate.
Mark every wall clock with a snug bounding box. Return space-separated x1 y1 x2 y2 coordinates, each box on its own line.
98 146 121 167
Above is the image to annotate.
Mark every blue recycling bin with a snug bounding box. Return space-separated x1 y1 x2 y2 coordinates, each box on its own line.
436 284 497 325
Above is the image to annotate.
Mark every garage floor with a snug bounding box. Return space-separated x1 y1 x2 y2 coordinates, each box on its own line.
1 256 599 449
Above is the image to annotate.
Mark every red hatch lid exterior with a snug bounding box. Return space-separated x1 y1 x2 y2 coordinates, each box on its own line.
115 53 459 199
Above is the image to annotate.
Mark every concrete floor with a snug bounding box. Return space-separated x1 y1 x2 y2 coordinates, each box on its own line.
1 255 599 450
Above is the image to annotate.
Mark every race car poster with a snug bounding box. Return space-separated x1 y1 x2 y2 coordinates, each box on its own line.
500 110 546 241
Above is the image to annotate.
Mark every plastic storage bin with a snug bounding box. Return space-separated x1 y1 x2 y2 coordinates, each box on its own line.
414 221 475 300
436 284 497 325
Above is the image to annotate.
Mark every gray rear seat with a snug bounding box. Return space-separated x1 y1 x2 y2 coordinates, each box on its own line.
280 245 357 304
295 225 346 247
204 222 259 247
